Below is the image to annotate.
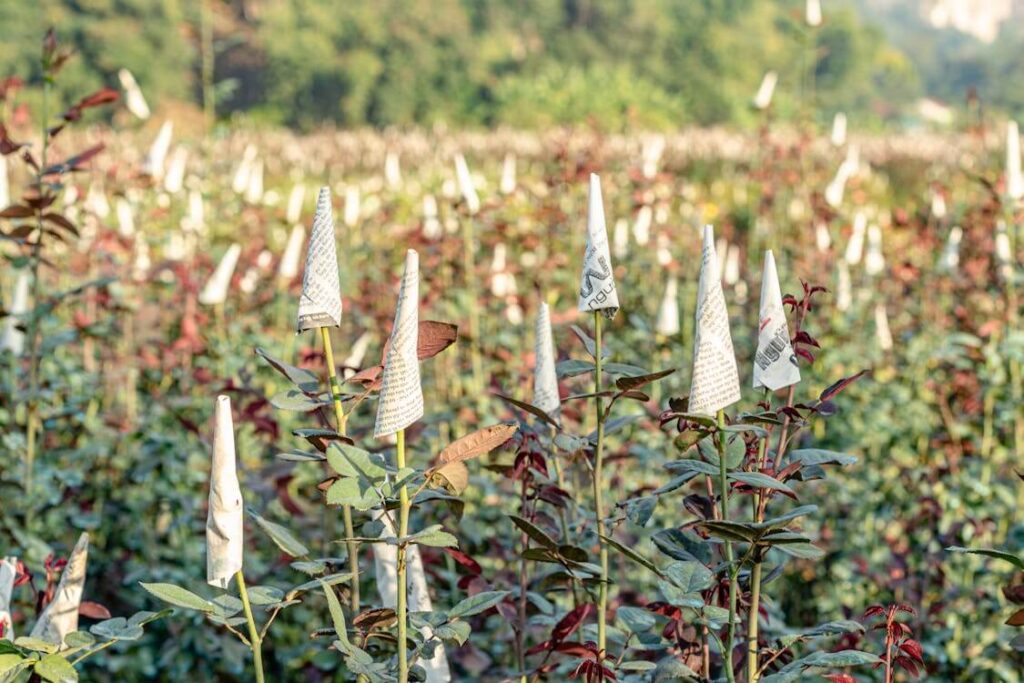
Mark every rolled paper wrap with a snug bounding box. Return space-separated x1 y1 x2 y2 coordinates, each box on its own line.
940 226 963 272
656 277 680 337
188 189 205 233
831 112 847 147
754 71 777 110
688 225 741 415
118 68 151 120
1008 121 1024 201
753 251 801 391
875 304 893 351
0 155 9 210
385 151 402 189
0 556 17 639
836 261 852 312
116 198 135 238
232 144 257 195
500 153 517 194
454 153 480 214
344 185 361 228
198 244 241 306
533 301 561 423
373 512 452 682
164 147 187 194
297 187 343 331
143 120 173 179
207 395 244 589
374 250 424 438
1 270 30 356
844 212 867 265
806 0 822 27
30 533 89 647
864 224 885 276
578 174 620 318
245 159 264 205
286 183 306 225
279 224 306 281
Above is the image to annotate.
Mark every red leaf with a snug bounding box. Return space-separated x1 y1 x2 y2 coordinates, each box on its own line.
552 604 593 642
78 601 112 619
0 204 33 218
820 370 868 402
899 639 924 662
823 675 857 683
862 605 885 619
442 547 482 575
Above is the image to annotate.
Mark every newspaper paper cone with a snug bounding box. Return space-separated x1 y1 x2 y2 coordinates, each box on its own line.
1008 121 1024 201
279 224 305 281
297 187 343 331
689 225 741 415
754 251 800 390
831 112 847 147
874 304 893 351
533 302 561 423
815 221 832 252
633 205 652 246
385 151 402 189
187 189 205 233
996 221 1013 281
344 185 361 228
374 250 424 438
232 145 256 194
198 244 241 306
500 153 517 194
118 68 151 120
31 533 88 646
578 174 620 318
116 198 135 238
0 155 9 210
754 71 777 110
1 270 30 355
864 224 885 276
940 226 963 272
373 512 452 682
845 212 867 265
656 277 680 337
454 154 480 214
286 184 306 224
143 120 173 179
836 261 852 311
245 159 264 205
207 395 244 589
164 147 187 194
0 556 16 639
806 0 822 27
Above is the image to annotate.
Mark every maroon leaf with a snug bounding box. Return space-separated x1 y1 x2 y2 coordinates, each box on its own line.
819 370 868 402
552 604 593 642
78 601 112 619
899 639 925 662
0 204 33 218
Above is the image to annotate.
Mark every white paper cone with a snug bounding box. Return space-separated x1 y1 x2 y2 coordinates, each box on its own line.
931 191 947 219
844 212 866 265
836 261 852 311
245 159 264 205
385 151 402 189
641 135 665 179
825 162 850 208
143 120 173 179
344 185 361 228
86 184 110 220
31 533 88 646
207 396 244 589
864 224 885 276
753 251 800 390
118 68 150 120
1008 121 1024 201
342 331 373 379
0 556 17 639
815 222 832 252
656 277 680 337
533 301 561 422
500 154 517 194
373 512 451 682
115 198 135 238
279 225 305 281
232 145 257 194
831 112 847 147
578 174 620 318
940 226 963 272
996 221 1013 281
286 184 306 224
724 244 741 286
613 218 629 259
198 244 241 306
656 233 672 266
2 270 30 356
874 304 893 351
806 0 822 27
754 71 777 110
163 147 187 194
297 187 343 331
689 225 741 415
633 205 652 246
0 155 9 210
454 154 480 215
374 250 423 438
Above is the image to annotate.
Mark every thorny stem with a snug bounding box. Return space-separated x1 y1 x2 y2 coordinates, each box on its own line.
396 428 410 683
517 476 530 683
772 294 811 472
747 390 770 683
320 327 360 613
462 214 484 397
236 570 266 683
592 312 609 656
716 409 737 683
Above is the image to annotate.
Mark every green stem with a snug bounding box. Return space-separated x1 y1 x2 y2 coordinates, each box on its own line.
236 570 266 683
717 409 736 683
320 326 360 613
396 428 410 683
592 312 609 656
462 215 483 396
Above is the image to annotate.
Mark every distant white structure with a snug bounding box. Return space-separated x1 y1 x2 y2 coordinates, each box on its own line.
926 0 1012 44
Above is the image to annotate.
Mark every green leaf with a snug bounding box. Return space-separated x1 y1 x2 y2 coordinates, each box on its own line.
556 359 596 378
246 586 285 606
728 471 795 495
616 606 656 633
255 347 321 393
0 654 29 678
269 389 326 412
62 632 94 649
755 505 818 530
434 620 471 645
653 656 700 680
664 561 713 593
248 508 310 557
603 362 650 376
774 542 825 560
319 581 350 651
625 496 656 526
89 618 144 641
448 590 509 618
601 534 663 577
619 660 657 672
139 583 216 612
787 449 857 467
510 515 558 549
664 459 719 476
492 393 560 428
13 637 58 654
326 443 387 479
395 525 458 549
946 546 1024 570
652 529 711 564
292 571 352 594
326 477 380 511
33 654 78 683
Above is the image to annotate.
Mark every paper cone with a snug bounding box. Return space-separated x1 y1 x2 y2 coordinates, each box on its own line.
385 151 402 189
245 159 264 205
0 155 9 210
864 224 885 276
931 191 947 219
286 184 306 225
940 226 962 272
815 221 831 252
0 556 17 639
164 147 187 194
198 244 241 306
207 396 244 589
115 198 135 238
613 218 629 259
374 250 423 438
754 71 777 110
297 187 343 331
118 68 150 120
1008 121 1024 201
373 512 452 682
656 233 671 266
344 185 361 228
753 251 800 390
143 120 173 179
342 331 373 379
844 212 866 265
641 135 665 179
454 154 480 215
656 277 680 337
500 153 517 194
533 301 561 422
578 174 620 318
724 244 741 286
688 225 741 415
279 225 305 281
2 270 30 356
825 162 850 208
187 190 205 234
31 533 88 646
996 221 1013 281
831 112 847 147
874 304 893 351
836 261 852 311
806 0 822 27
232 145 257 194
633 205 652 246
